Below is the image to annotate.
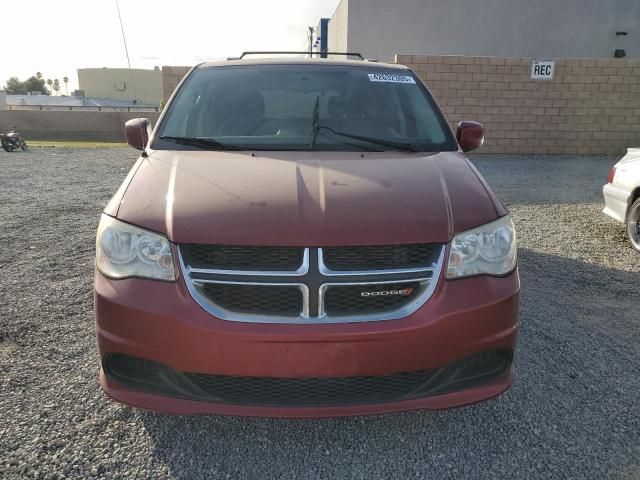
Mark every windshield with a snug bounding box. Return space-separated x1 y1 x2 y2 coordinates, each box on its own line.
156 64 457 152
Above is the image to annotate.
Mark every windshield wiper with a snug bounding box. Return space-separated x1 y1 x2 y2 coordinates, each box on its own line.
316 125 419 152
159 135 242 150
309 95 320 150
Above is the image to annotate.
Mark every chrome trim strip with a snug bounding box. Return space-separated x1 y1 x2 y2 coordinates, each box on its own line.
318 247 439 276
179 246 309 277
189 279 310 323
178 253 311 323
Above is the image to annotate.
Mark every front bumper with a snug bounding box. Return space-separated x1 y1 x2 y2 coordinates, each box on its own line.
603 183 630 223
95 268 519 417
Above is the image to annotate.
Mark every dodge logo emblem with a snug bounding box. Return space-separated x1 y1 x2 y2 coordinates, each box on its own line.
360 288 413 297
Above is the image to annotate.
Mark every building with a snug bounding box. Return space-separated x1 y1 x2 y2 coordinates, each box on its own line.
77 67 162 106
160 0 640 157
312 18 330 58
328 0 639 62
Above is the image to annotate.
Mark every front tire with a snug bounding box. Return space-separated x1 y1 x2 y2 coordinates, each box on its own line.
627 198 640 252
1 138 14 152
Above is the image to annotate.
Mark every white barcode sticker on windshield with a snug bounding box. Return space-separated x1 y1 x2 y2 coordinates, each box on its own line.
368 73 416 84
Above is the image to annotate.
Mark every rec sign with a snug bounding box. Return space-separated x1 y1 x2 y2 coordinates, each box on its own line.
531 61 555 80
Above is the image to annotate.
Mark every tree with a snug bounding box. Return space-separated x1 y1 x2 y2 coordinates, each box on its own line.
23 76 49 94
53 78 60 96
4 74 50 95
5 76 26 94
63 76 69 96
36 72 43 80
47 78 53 94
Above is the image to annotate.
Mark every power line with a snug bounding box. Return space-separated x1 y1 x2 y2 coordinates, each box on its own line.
114 0 138 104
115 0 132 70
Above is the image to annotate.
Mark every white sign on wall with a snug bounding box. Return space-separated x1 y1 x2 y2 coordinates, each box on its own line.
531 61 555 80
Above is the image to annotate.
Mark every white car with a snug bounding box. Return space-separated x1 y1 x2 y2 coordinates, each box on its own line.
603 148 640 252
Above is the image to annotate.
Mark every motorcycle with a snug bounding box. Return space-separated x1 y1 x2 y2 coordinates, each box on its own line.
1 126 28 152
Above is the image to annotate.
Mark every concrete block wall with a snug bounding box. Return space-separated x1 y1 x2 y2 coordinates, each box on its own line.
397 55 640 155
0 110 160 141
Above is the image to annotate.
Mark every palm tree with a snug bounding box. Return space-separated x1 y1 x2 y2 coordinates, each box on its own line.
46 78 53 95
53 79 60 96
63 76 69 96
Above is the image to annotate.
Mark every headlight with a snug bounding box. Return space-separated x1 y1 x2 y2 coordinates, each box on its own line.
446 215 517 279
96 214 175 281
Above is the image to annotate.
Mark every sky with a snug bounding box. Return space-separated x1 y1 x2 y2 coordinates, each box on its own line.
0 0 341 92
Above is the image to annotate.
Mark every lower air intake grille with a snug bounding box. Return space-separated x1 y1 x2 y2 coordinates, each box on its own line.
198 283 303 316
180 245 304 271
322 244 439 271
189 369 434 405
104 350 512 407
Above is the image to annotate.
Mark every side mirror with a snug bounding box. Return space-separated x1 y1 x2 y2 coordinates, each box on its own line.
124 118 151 151
456 121 484 153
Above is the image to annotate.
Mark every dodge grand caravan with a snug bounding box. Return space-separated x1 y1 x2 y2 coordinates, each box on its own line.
95 54 519 417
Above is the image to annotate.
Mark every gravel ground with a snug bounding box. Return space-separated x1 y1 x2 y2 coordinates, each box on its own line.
0 148 639 479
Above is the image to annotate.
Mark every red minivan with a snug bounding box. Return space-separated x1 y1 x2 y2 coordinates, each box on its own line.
95 54 519 417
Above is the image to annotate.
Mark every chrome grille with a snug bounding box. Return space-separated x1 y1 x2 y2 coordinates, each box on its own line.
322 244 440 271
322 281 423 316
180 245 305 272
179 245 444 324
198 283 303 317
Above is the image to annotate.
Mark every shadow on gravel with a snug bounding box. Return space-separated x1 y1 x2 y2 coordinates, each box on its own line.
135 249 640 479
470 154 618 206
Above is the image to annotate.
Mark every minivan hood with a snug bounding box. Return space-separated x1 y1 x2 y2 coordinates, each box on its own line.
111 150 499 245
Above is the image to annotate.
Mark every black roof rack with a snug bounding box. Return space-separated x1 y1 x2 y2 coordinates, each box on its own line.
228 51 365 60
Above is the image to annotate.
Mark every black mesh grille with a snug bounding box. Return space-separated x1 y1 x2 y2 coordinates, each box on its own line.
199 283 302 316
181 245 304 271
189 369 434 405
324 282 422 316
323 244 439 271
104 350 512 407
